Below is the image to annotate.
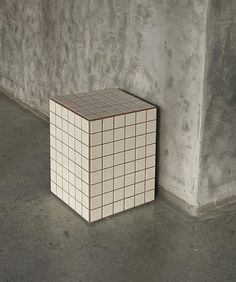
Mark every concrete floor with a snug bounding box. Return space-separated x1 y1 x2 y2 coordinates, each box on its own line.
0 93 236 282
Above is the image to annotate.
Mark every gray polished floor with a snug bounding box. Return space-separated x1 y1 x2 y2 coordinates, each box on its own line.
0 93 236 282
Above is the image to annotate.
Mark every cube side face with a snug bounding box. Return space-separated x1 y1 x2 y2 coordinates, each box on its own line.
49 100 90 222
89 108 157 222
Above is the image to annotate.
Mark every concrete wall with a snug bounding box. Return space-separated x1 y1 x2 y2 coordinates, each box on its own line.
198 0 236 208
0 0 208 210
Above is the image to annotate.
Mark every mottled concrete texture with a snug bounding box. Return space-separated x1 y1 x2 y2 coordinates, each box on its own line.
0 0 235 213
198 0 236 208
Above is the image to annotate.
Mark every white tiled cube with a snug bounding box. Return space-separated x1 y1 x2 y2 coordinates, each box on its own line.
50 88 157 223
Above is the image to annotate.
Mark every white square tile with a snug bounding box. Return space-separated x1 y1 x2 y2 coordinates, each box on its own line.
146 155 155 168
61 119 68 132
56 128 62 142
136 170 145 182
114 128 124 141
125 125 135 138
136 158 145 171
125 161 135 174
50 100 56 113
91 145 102 159
103 143 113 156
91 195 102 209
125 197 134 210
91 133 102 146
146 144 156 157
75 201 82 215
103 130 113 143
126 138 136 153
82 144 89 158
50 124 56 136
75 152 81 166
50 112 56 125
82 131 89 145
103 167 113 181
91 158 102 171
68 135 74 149
135 182 145 194
57 187 63 199
125 184 134 198
68 111 75 124
135 193 145 206
103 204 113 217
114 176 124 190
103 155 113 169
82 118 89 132
103 192 113 205
114 152 124 165
135 146 145 159
69 196 76 209
69 123 74 137
63 179 69 192
63 190 69 204
82 181 89 197
136 135 145 147
103 117 113 131
114 200 124 214
125 149 135 162
91 171 102 184
75 166 81 181
82 169 89 183
75 176 82 191
147 108 156 121
50 136 56 149
76 189 82 202
68 171 75 185
82 194 89 208
114 115 124 128
125 173 135 186
114 140 124 154
103 179 113 193
91 208 102 222
146 167 155 179
50 159 56 171
136 111 146 123
91 120 102 133
114 164 124 178
91 183 102 197
55 103 62 116
75 127 82 141
136 123 146 136
126 113 135 125
75 115 81 129
145 190 155 202
147 120 156 133
146 179 155 191
82 156 89 171
51 147 56 159
114 188 124 202
69 183 76 197
82 206 89 221
51 181 56 193
55 116 62 129
147 132 156 145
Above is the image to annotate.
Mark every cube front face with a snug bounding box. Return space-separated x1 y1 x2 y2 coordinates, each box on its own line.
50 100 90 221
50 89 156 223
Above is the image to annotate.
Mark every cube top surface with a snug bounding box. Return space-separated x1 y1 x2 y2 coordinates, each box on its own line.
50 88 155 121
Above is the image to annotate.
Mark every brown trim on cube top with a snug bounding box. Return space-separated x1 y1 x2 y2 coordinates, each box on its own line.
50 97 156 122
